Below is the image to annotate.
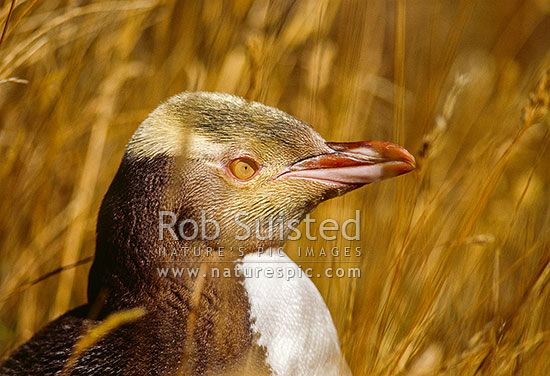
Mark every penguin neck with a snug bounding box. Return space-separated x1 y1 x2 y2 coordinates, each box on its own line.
86 154 284 316
87 155 201 314
85 154 267 370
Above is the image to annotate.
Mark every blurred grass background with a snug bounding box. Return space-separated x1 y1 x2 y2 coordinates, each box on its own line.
0 0 549 374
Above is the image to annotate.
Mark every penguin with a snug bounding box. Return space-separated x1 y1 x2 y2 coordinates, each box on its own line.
0 92 415 375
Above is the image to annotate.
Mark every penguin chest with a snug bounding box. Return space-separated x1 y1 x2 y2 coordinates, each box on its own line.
237 251 349 376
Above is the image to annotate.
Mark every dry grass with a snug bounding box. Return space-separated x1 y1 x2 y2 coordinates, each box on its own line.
0 0 549 374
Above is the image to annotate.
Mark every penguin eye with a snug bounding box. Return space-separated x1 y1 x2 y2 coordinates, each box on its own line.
228 157 259 181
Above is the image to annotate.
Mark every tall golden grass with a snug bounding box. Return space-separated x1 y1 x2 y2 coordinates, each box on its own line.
0 0 549 374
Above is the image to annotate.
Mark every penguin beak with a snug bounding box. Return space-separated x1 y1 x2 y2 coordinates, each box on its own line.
279 141 416 185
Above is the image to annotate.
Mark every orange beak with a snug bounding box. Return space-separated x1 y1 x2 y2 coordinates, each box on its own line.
279 141 415 186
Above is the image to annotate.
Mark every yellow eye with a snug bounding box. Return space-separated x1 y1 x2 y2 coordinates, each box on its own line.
228 157 259 181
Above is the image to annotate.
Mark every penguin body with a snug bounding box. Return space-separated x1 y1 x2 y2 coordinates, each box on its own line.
0 92 415 375
239 250 347 375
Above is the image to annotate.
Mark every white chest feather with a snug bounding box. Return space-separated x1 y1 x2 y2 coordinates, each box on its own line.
237 251 350 376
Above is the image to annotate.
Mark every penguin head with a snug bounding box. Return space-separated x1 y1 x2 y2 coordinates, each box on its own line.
123 92 415 250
